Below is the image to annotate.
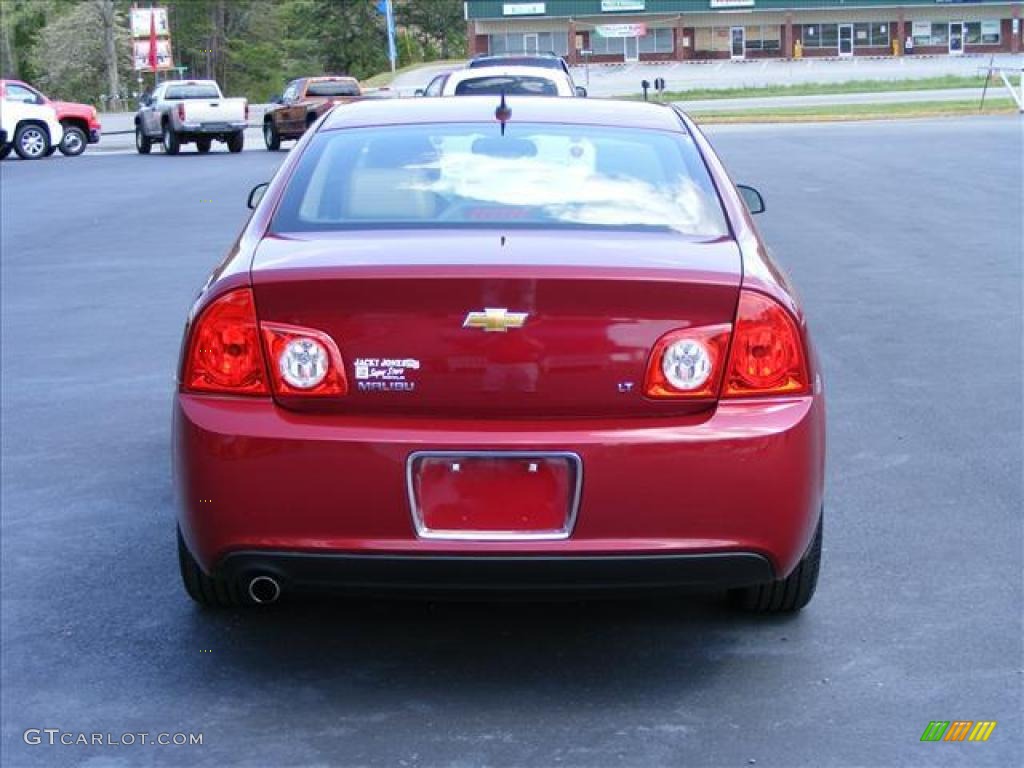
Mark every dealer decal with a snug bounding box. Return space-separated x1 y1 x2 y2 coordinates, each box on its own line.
353 357 419 392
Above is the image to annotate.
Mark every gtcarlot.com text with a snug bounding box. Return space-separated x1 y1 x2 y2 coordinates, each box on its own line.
23 729 203 747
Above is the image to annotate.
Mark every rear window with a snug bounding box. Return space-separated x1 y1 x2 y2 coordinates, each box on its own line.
165 84 220 100
454 76 559 97
469 57 563 71
272 123 728 238
307 80 360 97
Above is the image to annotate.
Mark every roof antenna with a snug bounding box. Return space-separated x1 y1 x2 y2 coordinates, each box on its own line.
495 91 511 137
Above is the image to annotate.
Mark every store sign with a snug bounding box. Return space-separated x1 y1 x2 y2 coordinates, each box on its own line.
709 0 755 8
912 20 931 37
601 0 646 11
981 20 1000 35
502 2 545 15
596 23 647 38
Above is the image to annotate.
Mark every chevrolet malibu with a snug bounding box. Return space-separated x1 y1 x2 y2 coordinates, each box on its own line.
174 97 825 612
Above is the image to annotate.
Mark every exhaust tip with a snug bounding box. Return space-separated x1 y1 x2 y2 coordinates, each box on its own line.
247 575 281 604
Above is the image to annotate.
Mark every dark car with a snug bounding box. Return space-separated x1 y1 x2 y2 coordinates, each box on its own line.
263 76 363 150
174 97 824 613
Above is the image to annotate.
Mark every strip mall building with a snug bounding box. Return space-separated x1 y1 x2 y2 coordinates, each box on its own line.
465 1 1022 62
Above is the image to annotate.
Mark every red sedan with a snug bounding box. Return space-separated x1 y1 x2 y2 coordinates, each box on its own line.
174 97 825 613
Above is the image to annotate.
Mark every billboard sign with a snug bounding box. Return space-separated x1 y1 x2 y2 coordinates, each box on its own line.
130 8 169 38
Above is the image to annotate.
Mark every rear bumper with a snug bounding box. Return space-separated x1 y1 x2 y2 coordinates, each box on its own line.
174 393 825 583
179 122 247 135
219 551 774 595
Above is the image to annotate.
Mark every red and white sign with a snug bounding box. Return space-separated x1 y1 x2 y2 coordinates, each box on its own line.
133 40 174 72
129 7 169 38
595 23 648 38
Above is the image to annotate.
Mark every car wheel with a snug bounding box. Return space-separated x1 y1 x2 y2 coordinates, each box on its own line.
162 123 180 155
226 131 244 153
13 123 50 160
59 124 87 156
196 137 212 154
263 121 281 151
0 144 11 160
730 512 822 613
177 527 240 608
135 124 152 154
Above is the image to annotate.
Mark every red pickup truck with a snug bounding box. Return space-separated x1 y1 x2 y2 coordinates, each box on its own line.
0 79 101 156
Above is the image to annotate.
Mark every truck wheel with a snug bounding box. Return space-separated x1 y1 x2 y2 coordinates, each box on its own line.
263 121 281 151
59 124 87 156
135 125 152 154
0 144 11 160
226 131 244 153
730 513 822 614
162 123 180 155
196 137 212 154
13 123 50 160
177 527 240 608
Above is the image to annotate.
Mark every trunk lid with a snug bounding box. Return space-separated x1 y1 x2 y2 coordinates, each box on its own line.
251 230 741 418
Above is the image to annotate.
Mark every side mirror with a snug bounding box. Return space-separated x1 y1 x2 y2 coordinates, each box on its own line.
270 94 283 104
414 88 425 97
737 184 765 215
247 182 269 210
575 86 588 98
139 94 152 107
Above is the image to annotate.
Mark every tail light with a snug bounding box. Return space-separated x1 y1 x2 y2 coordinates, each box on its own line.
182 290 349 397
183 289 268 395
644 291 810 400
645 324 731 399
722 291 810 398
244 101 249 121
261 323 348 396
176 103 185 122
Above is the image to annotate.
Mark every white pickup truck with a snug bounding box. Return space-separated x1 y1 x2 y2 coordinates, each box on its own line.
135 80 247 155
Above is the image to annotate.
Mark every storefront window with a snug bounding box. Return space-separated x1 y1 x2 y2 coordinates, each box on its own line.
930 23 949 45
872 23 890 47
981 20 1001 44
820 24 838 47
855 22 891 47
802 25 820 47
591 35 625 55
637 28 674 54
912 21 932 47
488 32 569 55
745 25 780 51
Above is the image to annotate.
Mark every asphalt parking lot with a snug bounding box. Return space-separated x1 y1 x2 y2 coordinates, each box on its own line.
1 116 1021 767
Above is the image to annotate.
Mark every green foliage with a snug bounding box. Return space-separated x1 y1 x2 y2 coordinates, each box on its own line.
7 0 468 104
27 1 131 104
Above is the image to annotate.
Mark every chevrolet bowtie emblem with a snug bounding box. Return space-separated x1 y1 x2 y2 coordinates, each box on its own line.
462 308 528 332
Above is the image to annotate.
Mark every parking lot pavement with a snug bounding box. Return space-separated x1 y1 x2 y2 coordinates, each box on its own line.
1 116 1021 767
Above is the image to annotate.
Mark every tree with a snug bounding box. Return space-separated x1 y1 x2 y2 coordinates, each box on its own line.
94 0 122 109
396 0 465 59
29 0 131 104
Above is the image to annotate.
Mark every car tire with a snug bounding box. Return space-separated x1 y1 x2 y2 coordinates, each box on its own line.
0 144 11 160
59 124 87 157
263 120 281 151
135 124 152 154
226 131 244 153
730 513 822 614
162 123 180 155
13 123 50 160
196 137 212 154
177 527 240 608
